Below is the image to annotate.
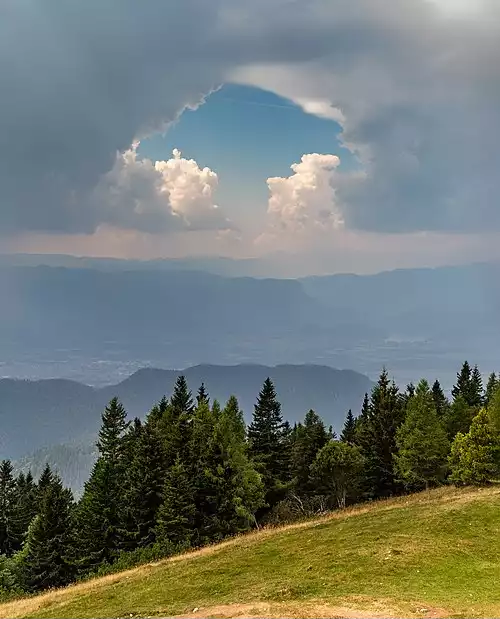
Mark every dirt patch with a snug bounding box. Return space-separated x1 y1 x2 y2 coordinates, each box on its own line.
171 600 451 619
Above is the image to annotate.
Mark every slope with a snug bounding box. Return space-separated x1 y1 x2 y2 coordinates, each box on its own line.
3 486 500 619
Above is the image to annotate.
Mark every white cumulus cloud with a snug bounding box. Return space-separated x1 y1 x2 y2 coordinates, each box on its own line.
91 144 231 233
264 153 345 235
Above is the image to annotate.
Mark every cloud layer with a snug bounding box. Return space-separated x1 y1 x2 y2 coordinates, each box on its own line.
1 0 500 240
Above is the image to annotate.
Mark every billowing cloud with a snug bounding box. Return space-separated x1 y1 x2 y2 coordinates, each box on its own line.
91 145 230 233
2 0 500 239
264 153 345 235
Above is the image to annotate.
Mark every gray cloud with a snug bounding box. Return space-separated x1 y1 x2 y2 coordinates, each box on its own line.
1 0 500 236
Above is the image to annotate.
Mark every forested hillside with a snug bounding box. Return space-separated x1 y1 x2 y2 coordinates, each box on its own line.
0 360 499 601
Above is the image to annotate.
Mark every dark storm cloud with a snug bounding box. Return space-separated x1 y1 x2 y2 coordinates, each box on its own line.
1 0 500 235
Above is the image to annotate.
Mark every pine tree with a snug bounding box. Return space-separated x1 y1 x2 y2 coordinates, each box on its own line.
394 379 449 490
12 471 37 553
37 464 54 501
221 395 246 443
21 474 75 591
444 394 475 440
196 383 210 406
156 457 195 548
171 376 194 415
451 361 483 408
0 460 18 556
341 410 357 444
248 378 288 510
122 423 167 548
432 379 449 418
311 441 365 509
192 398 264 543
357 369 405 498
74 459 118 571
470 365 484 408
353 393 370 445
449 408 500 485
74 398 131 571
290 410 330 494
96 397 130 462
452 361 472 403
485 373 498 408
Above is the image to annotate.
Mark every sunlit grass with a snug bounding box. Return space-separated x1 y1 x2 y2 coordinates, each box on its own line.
3 486 500 618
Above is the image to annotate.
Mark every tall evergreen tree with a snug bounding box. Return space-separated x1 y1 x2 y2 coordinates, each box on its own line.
485 373 499 408
221 395 246 443
36 464 54 501
432 379 449 418
74 398 131 571
122 423 167 549
170 376 194 415
452 361 472 403
394 380 449 490
470 365 484 408
0 460 18 556
451 361 483 408
21 474 75 591
156 457 195 548
444 394 475 440
96 397 130 462
341 410 357 444
291 410 330 494
12 471 37 552
248 378 289 510
192 398 264 543
357 369 405 498
196 383 210 406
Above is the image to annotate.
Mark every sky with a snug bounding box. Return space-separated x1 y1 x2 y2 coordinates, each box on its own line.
1 0 500 276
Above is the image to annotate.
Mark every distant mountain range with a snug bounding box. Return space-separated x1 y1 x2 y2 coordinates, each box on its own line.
1 259 499 389
1 363 372 461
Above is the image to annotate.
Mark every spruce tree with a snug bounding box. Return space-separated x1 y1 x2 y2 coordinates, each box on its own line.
452 361 472 403
0 460 18 556
12 471 37 553
74 398 131 571
357 369 405 498
290 410 329 494
394 379 449 491
248 378 288 510
444 394 475 440
37 464 54 501
21 474 75 591
196 383 210 406
485 373 499 408
470 365 484 408
171 376 194 415
221 395 246 443
341 410 357 444
156 457 195 548
432 379 449 418
451 361 483 408
96 397 130 462
193 397 264 543
122 423 167 548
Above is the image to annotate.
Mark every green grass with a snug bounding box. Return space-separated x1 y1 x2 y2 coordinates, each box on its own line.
4 486 500 618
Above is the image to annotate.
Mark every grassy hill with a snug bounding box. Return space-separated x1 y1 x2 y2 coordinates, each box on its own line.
3 486 500 619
